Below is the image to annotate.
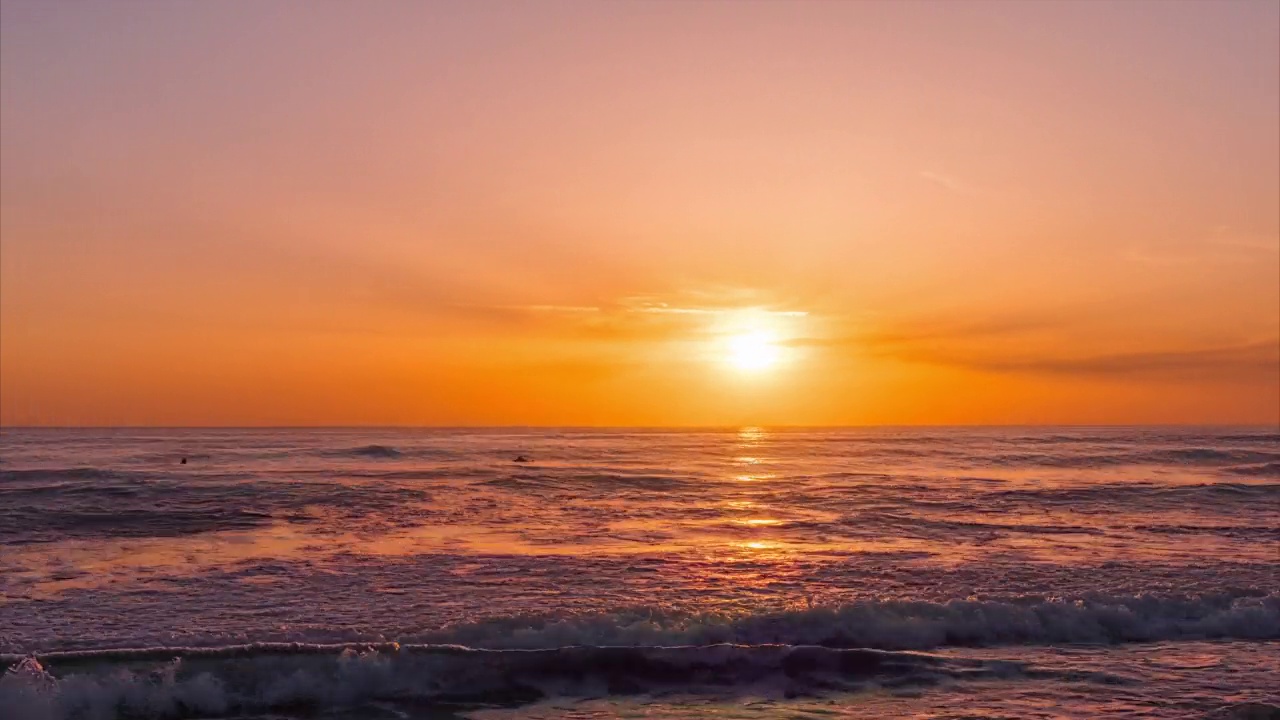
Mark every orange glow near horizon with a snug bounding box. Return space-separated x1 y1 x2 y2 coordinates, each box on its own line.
1 2 1277 426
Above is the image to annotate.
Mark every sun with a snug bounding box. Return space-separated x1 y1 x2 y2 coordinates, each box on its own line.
727 330 781 372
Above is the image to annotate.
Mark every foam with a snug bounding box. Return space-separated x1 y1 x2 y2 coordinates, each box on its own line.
0 643 1023 720
402 592 1280 651
14 617 1270 720
6 592 1275 665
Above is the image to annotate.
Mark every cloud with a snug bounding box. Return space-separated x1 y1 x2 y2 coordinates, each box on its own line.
519 305 602 314
1128 227 1280 265
906 339 1280 380
624 302 806 317
447 290 812 344
618 291 809 318
623 302 719 315
789 311 1279 382
784 314 1063 348
1207 226 1280 253
919 170 968 193
861 316 1065 345
1124 248 1207 266
918 169 996 196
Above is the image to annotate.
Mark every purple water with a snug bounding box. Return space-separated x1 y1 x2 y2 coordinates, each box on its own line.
1 427 1277 718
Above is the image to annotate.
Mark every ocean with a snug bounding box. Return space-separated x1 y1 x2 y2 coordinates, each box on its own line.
1 427 1277 719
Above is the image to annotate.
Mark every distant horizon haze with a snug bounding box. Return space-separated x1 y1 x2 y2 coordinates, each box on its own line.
2 423 1277 431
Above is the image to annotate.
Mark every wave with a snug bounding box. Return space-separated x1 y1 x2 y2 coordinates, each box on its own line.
1225 462 1280 478
1212 433 1280 443
984 431 1277 445
331 444 402 459
0 642 1059 720
0 508 274 545
1132 523 1280 540
0 468 253 489
318 444 483 461
1156 448 1280 464
1207 703 1280 719
990 482 1280 509
409 592 1280 651
1 594 1276 717
484 470 693 492
986 448 1280 469
822 512 1106 538
0 468 141 484
10 592 1271 659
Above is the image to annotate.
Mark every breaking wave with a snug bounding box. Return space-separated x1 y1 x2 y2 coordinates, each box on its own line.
5 588 1276 720
404 592 1280 651
1 558 1277 719
0 642 1068 720
5 591 1275 661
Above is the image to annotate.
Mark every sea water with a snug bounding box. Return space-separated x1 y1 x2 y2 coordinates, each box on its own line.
1 427 1277 718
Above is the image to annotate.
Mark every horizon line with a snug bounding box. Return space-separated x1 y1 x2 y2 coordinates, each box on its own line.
2 422 1277 431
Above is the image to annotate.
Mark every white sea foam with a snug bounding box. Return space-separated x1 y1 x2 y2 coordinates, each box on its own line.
404 592 1280 650
3 592 1276 718
0 643 1035 720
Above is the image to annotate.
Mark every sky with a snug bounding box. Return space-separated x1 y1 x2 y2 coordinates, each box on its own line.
1 1 1277 427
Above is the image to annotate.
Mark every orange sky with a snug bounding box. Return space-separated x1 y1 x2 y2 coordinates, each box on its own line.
2 1 1277 426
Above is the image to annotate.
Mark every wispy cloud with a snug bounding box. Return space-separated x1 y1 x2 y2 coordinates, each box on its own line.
783 314 1063 348
862 316 1064 345
789 310 1279 382
449 290 813 343
623 301 719 315
518 305 602 314
624 302 806 317
1207 226 1280 253
903 340 1280 380
918 169 1002 197
481 298 808 319
1128 226 1280 265
618 292 809 318
919 170 970 194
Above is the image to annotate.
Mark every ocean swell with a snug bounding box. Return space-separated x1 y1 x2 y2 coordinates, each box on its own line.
1225 462 1280 478
985 448 1280 469
333 444 402 459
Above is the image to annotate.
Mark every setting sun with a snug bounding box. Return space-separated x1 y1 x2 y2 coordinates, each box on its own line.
727 330 782 372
